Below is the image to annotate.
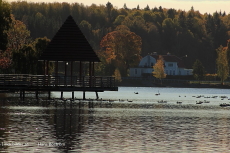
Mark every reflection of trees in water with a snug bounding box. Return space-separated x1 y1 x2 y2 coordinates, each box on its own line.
0 100 10 149
46 102 98 151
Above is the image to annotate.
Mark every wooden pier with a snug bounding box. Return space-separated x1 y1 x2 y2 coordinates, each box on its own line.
0 74 117 100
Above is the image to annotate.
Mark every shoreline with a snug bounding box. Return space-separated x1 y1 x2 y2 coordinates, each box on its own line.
119 79 230 89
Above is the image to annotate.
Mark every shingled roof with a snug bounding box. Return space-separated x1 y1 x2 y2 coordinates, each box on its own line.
39 15 100 62
152 54 186 68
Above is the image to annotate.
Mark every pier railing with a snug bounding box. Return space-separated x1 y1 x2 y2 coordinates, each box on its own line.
0 74 116 88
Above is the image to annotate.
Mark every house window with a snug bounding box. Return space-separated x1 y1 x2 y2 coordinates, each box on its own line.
151 62 154 66
135 69 137 74
173 71 175 75
179 71 181 75
168 63 173 67
166 70 168 74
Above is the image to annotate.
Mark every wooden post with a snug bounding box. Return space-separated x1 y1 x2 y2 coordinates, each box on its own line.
36 91 38 99
72 91 74 99
65 61 67 86
46 60 49 75
95 91 99 100
83 91 85 100
61 91 63 99
43 60 46 75
47 60 50 85
79 61 82 86
22 90 25 101
89 61 92 87
92 62 95 87
48 91 51 100
71 61 73 86
20 90 22 100
92 62 95 76
55 61 58 86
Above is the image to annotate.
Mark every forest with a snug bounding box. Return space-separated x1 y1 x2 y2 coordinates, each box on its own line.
1 1 230 77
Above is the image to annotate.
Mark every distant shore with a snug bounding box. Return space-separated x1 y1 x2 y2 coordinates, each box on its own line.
119 78 230 89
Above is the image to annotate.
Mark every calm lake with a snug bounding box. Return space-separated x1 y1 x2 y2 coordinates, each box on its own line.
1 87 230 152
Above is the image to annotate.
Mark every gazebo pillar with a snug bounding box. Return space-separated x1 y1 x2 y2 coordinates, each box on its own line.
47 60 50 99
43 60 46 75
92 62 95 76
46 60 49 76
71 61 74 99
65 61 68 86
89 61 92 87
55 61 58 86
79 61 82 86
71 61 73 86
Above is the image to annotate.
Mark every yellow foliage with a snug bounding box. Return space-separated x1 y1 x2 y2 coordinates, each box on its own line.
152 55 166 79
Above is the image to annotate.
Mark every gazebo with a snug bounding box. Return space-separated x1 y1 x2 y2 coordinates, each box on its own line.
39 15 117 99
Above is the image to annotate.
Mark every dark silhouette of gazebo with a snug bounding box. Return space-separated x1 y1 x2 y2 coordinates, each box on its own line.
39 15 117 99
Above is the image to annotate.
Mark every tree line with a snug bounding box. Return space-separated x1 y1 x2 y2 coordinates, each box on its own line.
1 1 230 77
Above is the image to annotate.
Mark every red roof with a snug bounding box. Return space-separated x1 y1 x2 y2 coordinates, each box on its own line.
151 54 186 68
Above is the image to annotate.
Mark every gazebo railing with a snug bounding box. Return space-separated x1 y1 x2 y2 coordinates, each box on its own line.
0 74 116 88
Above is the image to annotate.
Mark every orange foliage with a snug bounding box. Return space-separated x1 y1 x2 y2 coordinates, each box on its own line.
0 48 12 69
100 25 142 67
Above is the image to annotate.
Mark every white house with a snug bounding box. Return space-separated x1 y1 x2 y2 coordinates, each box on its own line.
129 53 193 77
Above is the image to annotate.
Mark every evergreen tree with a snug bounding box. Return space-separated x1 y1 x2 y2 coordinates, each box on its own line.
178 11 187 28
106 1 113 26
159 6 163 12
123 3 128 10
144 5 150 11
192 59 205 82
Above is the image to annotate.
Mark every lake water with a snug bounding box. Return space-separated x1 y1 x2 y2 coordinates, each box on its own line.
1 87 230 152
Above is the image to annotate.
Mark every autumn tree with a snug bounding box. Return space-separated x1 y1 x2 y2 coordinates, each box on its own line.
7 15 30 51
152 55 166 84
0 49 12 73
192 59 205 82
100 25 142 76
0 1 12 72
226 40 230 65
0 0 11 51
113 68 122 84
216 45 229 85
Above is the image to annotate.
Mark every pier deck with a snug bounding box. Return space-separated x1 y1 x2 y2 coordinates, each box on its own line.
0 74 118 99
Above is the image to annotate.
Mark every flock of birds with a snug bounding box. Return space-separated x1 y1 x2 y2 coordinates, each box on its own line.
133 91 230 107
10 90 230 107
154 92 230 107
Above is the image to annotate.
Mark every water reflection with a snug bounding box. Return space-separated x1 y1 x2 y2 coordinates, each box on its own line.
1 98 230 152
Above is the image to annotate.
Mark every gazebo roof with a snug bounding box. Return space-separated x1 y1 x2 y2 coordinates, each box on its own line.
39 15 100 62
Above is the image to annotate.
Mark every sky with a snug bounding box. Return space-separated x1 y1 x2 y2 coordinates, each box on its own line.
6 0 230 14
